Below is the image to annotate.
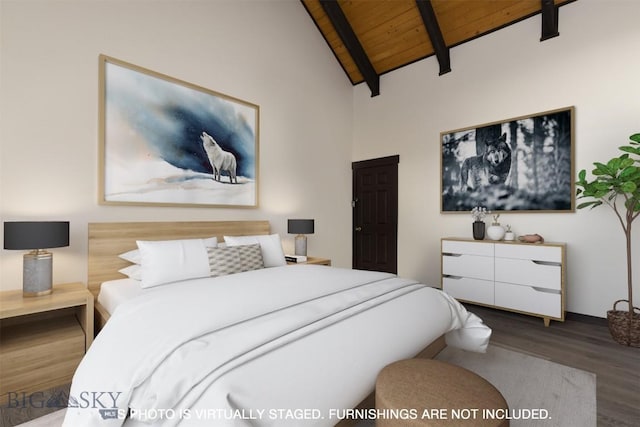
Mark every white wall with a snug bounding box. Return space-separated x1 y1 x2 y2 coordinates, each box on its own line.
3 0 638 318
352 0 640 318
0 0 354 290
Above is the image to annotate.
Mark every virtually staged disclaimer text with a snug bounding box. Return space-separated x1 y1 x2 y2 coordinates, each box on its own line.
128 407 551 422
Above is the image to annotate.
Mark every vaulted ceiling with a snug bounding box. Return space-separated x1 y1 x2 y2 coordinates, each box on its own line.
302 0 575 96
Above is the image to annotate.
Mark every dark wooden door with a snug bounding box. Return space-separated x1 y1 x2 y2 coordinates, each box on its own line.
352 155 399 274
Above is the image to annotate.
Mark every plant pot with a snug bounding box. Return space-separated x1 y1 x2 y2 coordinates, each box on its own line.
607 300 640 347
472 221 485 240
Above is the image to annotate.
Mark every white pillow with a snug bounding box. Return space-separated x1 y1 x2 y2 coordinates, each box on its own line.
224 234 286 267
136 238 211 288
118 237 218 265
118 264 142 281
119 248 141 264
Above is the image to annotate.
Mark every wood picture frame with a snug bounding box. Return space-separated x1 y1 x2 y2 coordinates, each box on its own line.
441 106 574 213
98 55 259 208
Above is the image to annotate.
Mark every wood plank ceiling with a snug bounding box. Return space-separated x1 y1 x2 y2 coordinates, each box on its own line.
302 0 575 96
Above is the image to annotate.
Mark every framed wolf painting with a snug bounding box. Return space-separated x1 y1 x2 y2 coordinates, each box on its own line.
441 107 574 212
98 55 259 208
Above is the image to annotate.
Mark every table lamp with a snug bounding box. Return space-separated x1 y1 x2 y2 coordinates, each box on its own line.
288 219 314 256
4 221 70 296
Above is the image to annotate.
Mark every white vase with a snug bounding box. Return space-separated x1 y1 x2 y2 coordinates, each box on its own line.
486 223 506 241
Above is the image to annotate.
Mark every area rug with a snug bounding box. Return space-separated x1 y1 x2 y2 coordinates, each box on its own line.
434 344 597 427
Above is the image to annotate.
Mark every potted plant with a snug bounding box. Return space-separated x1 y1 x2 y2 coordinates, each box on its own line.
576 133 640 346
471 206 489 240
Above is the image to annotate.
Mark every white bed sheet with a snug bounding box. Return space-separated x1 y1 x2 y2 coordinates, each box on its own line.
97 278 145 315
67 265 490 427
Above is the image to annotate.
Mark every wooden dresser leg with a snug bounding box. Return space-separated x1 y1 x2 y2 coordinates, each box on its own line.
544 317 551 327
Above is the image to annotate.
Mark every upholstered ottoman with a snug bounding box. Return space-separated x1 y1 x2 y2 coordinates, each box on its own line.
375 358 509 427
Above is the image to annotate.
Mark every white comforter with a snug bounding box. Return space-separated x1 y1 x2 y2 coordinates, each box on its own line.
64 265 490 427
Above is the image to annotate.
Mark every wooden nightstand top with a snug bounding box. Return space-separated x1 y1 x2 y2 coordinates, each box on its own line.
0 282 92 320
287 256 331 266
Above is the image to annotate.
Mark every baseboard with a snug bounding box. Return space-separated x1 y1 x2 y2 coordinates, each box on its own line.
565 311 607 326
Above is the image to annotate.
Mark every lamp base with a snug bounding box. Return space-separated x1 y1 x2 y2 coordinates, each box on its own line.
23 250 53 297
294 235 307 256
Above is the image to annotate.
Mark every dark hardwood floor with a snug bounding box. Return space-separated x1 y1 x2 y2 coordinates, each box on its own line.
465 304 640 427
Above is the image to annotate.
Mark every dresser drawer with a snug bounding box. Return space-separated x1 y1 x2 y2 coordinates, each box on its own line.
495 282 562 318
443 240 494 257
494 243 562 263
443 253 494 281
443 276 494 305
495 257 561 290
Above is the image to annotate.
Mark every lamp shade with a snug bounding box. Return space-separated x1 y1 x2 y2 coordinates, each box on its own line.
288 219 314 235
4 221 70 250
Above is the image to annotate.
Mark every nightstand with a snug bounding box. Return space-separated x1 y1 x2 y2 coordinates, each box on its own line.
0 282 94 395
287 256 331 266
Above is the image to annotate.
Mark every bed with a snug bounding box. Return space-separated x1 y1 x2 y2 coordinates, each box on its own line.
65 221 490 427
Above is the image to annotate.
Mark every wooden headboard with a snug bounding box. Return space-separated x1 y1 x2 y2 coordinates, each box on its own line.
87 220 270 299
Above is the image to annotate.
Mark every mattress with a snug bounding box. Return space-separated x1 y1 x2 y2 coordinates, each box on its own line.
97 278 145 315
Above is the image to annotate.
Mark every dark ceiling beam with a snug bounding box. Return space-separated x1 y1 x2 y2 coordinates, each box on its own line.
415 0 451 75
319 0 380 97
540 0 560 41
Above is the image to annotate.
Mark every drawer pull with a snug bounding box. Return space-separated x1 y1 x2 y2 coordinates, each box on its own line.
531 286 561 295
442 253 462 257
443 275 462 280
532 260 561 267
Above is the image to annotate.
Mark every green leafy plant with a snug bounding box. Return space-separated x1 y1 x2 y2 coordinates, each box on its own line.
576 133 640 336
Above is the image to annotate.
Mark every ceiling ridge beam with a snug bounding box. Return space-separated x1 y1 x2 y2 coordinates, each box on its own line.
540 0 560 41
415 0 451 76
319 0 380 97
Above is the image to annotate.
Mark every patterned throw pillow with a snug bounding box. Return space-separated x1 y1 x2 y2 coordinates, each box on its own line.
207 244 264 277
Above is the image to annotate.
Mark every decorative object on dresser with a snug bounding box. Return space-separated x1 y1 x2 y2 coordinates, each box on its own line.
576 132 640 347
503 225 515 241
287 218 314 256
470 206 489 240
441 238 566 327
3 221 70 296
0 282 93 396
441 106 574 213
486 214 506 241
518 233 544 243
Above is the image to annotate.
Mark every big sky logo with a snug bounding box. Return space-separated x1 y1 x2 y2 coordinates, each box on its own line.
5 391 68 409
68 391 123 420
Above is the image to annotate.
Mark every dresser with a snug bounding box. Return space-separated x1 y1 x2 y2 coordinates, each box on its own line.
441 238 566 326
